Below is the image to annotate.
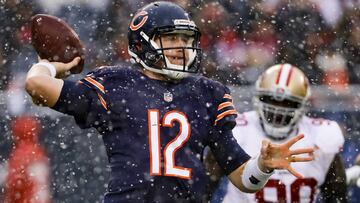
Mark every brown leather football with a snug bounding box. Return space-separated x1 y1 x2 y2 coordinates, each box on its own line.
31 14 85 74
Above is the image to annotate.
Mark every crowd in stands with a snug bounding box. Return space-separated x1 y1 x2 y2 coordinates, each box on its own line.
0 0 359 89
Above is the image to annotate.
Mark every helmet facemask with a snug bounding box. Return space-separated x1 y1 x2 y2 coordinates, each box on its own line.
254 93 308 140
137 27 201 80
253 63 311 140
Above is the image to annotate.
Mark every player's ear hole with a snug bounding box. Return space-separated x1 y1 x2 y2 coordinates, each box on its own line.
135 43 142 51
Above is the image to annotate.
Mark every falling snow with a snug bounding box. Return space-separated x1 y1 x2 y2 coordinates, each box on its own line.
0 0 359 202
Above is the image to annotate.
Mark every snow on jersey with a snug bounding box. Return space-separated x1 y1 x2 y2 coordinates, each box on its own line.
220 111 344 203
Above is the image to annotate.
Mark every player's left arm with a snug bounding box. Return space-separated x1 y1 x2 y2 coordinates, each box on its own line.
320 153 347 202
209 128 314 193
228 134 315 193
203 148 226 199
208 84 314 193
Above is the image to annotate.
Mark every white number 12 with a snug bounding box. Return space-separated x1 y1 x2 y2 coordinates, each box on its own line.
148 109 192 179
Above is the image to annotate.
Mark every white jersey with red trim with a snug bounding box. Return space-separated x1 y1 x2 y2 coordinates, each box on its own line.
221 111 344 203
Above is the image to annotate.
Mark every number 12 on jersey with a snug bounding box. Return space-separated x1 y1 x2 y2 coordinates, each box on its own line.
148 109 192 179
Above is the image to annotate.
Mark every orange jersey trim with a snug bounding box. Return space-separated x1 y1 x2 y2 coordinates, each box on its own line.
97 93 108 110
223 94 232 100
84 77 105 94
214 109 237 125
217 102 234 111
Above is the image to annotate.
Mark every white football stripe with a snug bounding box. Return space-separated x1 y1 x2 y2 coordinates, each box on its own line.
278 63 292 87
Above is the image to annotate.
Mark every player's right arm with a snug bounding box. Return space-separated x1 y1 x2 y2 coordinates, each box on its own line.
25 57 81 107
26 57 106 129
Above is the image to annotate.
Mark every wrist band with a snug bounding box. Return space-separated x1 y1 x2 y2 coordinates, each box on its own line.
241 155 274 191
33 62 57 78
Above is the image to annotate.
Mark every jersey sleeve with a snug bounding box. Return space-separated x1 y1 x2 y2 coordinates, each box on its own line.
208 128 251 175
314 120 345 154
204 79 249 174
51 78 107 129
212 85 238 130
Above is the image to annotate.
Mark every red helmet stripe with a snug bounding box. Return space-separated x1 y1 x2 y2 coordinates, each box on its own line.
275 64 283 84
286 66 294 86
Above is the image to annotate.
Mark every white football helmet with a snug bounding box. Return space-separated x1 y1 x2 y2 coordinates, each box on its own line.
254 64 311 139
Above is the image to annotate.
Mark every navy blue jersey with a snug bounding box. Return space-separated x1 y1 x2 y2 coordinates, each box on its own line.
52 65 250 202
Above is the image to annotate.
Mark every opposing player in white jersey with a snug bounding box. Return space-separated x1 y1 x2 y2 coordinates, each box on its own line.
211 64 347 203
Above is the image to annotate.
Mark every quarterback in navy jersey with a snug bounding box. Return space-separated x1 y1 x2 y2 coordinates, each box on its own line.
25 1 315 202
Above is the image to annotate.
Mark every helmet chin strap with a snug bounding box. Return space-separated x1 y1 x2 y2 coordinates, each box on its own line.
129 47 188 80
128 47 164 74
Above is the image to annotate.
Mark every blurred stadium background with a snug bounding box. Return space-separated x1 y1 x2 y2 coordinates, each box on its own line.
0 0 359 202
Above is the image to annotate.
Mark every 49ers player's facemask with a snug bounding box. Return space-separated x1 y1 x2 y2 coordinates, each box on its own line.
254 64 311 139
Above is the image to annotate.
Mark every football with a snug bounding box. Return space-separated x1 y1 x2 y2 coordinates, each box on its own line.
31 14 85 74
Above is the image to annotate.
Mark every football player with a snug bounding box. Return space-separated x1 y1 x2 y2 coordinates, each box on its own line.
24 2 314 202
211 64 347 203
